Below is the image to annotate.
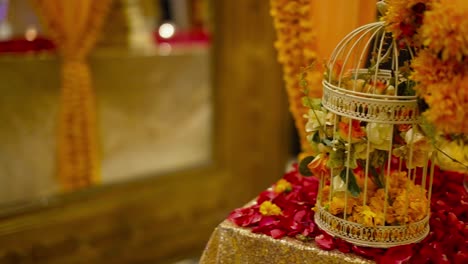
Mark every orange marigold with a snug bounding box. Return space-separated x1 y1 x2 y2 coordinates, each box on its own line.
420 1 468 62
383 0 436 47
270 0 321 154
422 76 468 134
411 50 468 89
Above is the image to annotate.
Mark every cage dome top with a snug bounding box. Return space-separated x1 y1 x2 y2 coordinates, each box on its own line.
322 21 421 125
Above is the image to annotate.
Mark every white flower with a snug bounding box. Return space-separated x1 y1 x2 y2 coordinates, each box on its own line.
435 138 468 172
393 128 432 168
332 175 347 192
366 121 392 150
353 141 372 160
304 109 325 133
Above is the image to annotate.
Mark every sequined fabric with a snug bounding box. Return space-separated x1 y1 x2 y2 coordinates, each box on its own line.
200 220 374 264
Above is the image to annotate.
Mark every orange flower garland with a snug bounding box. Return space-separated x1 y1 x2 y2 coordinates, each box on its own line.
413 1 468 134
384 0 468 135
34 0 113 190
270 0 322 154
383 0 436 47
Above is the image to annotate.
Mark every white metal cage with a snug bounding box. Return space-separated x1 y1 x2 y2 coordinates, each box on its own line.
310 21 434 248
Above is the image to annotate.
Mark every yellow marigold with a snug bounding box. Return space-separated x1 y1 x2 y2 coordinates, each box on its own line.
411 50 468 89
369 189 387 212
422 76 468 134
274 179 292 194
383 0 436 46
328 194 356 215
270 0 321 154
352 205 384 227
391 184 428 223
420 1 468 62
259 201 282 216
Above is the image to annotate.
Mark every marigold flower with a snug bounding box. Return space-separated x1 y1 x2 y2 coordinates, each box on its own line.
420 1 468 62
338 119 366 143
270 0 320 154
274 179 292 194
422 76 468 134
383 0 436 47
259 201 282 216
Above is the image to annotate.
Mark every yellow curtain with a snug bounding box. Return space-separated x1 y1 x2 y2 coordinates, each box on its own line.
271 0 376 155
33 0 113 191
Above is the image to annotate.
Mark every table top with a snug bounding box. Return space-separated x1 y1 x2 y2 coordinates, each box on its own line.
200 220 373 264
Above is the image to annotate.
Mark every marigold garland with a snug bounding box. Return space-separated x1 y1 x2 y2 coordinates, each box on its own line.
383 0 468 136
270 0 322 155
414 1 468 134
34 0 114 190
383 0 436 47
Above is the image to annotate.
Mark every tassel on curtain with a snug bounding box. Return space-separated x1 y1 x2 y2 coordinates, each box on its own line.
33 0 113 190
270 0 376 157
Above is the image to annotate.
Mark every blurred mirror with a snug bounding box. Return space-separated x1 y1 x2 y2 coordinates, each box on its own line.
0 0 212 206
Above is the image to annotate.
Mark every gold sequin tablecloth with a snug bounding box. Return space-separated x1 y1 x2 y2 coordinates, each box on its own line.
200 220 374 264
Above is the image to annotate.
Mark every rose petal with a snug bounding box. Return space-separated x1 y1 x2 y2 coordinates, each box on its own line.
335 238 351 253
352 245 384 260
379 245 413 264
315 234 335 251
293 210 307 223
270 229 286 239
453 251 468 264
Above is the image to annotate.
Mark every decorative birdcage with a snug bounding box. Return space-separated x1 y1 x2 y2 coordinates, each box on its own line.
305 20 435 248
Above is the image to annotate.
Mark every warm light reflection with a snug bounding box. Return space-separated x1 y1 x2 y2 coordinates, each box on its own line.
25 25 37 41
158 22 175 39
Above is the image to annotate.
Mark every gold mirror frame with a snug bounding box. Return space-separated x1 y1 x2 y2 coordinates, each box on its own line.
0 1 291 262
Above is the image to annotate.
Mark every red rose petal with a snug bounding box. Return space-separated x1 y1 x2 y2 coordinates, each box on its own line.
270 229 286 239
315 234 335 251
293 210 307 223
352 245 384 260
453 251 468 264
379 245 413 264
335 238 351 253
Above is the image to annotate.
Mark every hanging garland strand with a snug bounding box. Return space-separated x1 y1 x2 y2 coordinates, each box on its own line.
270 0 322 156
33 0 113 190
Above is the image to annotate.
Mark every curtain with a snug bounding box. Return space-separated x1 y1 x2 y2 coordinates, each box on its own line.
33 0 113 190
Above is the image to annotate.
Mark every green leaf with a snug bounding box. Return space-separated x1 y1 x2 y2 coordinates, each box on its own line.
397 80 416 96
312 131 321 144
369 164 384 188
339 169 361 197
299 155 315 176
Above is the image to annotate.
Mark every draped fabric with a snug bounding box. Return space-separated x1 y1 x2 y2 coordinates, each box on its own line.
271 0 376 155
33 0 113 190
310 0 376 63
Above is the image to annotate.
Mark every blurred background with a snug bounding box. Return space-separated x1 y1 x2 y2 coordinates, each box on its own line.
0 0 292 263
